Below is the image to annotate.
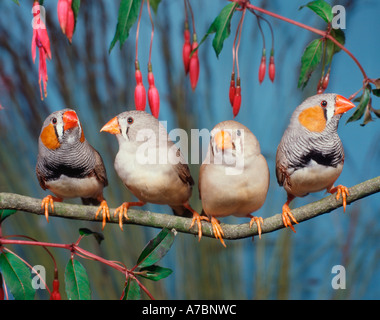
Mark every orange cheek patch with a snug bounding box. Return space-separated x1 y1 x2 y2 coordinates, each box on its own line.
41 123 60 150
298 106 326 132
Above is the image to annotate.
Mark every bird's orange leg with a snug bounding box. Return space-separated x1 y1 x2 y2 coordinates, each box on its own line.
328 185 350 212
281 194 298 233
210 216 226 247
40 195 62 223
95 199 110 230
248 215 264 239
184 203 209 241
114 201 145 231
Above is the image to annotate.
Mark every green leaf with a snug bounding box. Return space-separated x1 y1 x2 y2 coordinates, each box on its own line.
372 88 380 97
64 258 91 300
300 0 333 23
198 2 238 58
79 228 104 244
136 228 175 268
139 265 173 281
346 86 371 124
325 28 345 64
0 252 35 300
72 0 81 32
11 0 20 5
0 209 17 223
109 0 142 53
149 0 161 14
122 276 141 300
298 38 323 89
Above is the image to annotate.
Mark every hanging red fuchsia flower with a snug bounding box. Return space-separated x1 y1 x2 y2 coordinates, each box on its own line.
189 38 200 91
229 72 236 107
147 64 160 119
258 50 266 84
182 25 191 74
134 61 146 111
233 78 241 117
268 50 275 82
31 0 51 100
57 0 75 43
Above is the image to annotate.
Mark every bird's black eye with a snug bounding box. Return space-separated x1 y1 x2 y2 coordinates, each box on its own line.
52 117 57 124
321 100 328 108
237 129 241 136
127 117 134 124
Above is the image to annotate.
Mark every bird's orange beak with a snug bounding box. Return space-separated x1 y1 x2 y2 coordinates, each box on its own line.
63 110 79 131
334 95 355 115
100 116 120 135
214 130 233 150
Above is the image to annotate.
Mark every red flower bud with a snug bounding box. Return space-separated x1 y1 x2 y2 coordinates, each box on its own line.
322 71 330 90
317 71 330 94
258 55 266 84
189 41 200 91
182 29 191 74
134 68 146 111
50 279 61 300
233 80 241 118
269 55 275 82
148 71 160 119
57 0 75 43
229 73 235 107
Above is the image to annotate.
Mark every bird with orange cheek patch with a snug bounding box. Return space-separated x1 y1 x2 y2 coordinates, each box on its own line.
276 93 355 232
36 109 110 228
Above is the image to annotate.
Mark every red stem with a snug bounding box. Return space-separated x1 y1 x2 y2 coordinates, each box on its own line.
238 1 369 80
147 0 154 65
235 8 246 79
135 0 145 61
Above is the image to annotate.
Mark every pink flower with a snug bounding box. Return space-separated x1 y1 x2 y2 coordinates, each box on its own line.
31 1 51 100
57 0 75 43
134 62 146 111
147 71 160 119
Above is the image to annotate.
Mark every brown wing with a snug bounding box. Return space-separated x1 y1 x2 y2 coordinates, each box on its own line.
275 146 288 187
36 166 47 190
90 146 108 187
174 148 194 187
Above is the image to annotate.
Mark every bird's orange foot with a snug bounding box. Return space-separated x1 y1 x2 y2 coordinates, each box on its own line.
40 195 62 223
248 215 264 239
95 200 110 230
210 217 226 247
188 210 209 241
329 185 350 212
282 203 298 233
114 201 145 231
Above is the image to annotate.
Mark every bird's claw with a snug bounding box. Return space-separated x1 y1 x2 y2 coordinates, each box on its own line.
189 212 209 241
210 216 226 247
95 200 110 230
114 203 130 231
330 185 349 212
281 203 298 233
249 215 264 239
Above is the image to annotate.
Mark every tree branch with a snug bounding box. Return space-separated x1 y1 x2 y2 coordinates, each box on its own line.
1 175 379 240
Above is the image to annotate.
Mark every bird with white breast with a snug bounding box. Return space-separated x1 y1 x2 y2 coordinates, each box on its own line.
276 93 355 231
36 109 110 227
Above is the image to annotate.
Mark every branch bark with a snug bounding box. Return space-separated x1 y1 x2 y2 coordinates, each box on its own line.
1 175 379 240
